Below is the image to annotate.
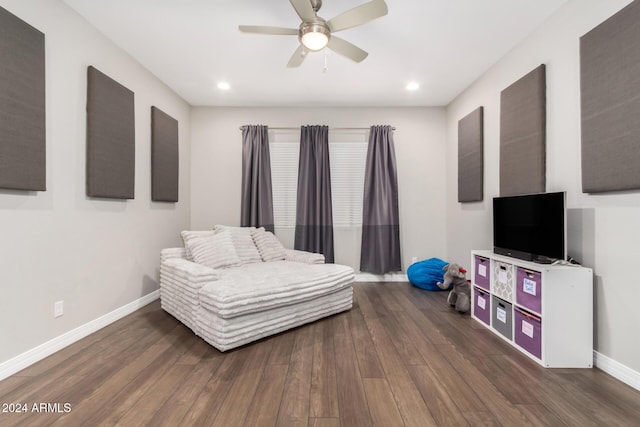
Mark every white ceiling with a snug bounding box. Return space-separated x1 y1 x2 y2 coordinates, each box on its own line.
62 0 569 107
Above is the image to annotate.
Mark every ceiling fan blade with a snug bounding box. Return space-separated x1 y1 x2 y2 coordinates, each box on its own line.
287 44 308 68
327 0 388 32
238 25 299 36
289 0 316 22
327 36 368 62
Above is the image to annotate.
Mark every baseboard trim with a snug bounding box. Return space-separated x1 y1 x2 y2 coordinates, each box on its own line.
355 272 408 282
593 350 640 392
0 290 159 382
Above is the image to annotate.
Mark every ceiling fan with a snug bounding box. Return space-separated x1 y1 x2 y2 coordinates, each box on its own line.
239 0 388 67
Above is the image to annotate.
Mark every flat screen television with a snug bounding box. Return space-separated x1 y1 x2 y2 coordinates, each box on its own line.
493 192 566 263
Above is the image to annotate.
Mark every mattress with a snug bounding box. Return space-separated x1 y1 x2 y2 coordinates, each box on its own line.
196 288 353 351
198 260 355 318
159 254 355 352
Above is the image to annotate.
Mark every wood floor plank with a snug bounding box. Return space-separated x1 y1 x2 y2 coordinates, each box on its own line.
374 299 487 414
357 285 438 426
267 329 296 366
0 375 84 427
309 418 340 427
0 376 27 399
370 283 405 312
482 354 598 425
462 411 500 426
559 369 640 422
515 404 570 427
211 340 273 426
435 343 532 426
362 378 405 427
0 319 184 426
407 364 470 427
387 286 451 345
334 312 373 427
276 324 314 427
114 363 193 426
545 372 640 426
59 327 195 426
244 364 289 427
371 287 426 366
477 355 542 406
174 332 217 365
309 318 339 418
0 320 149 404
483 352 623 426
179 347 248 426
346 304 385 379
418 303 508 359
146 352 225 426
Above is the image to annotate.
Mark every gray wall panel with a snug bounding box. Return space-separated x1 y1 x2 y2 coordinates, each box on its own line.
458 107 484 202
86 66 135 199
151 106 179 202
580 0 640 193
499 65 546 197
0 6 45 191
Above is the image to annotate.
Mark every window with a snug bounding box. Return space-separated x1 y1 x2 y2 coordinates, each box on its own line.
270 141 368 228
329 142 368 227
270 142 299 228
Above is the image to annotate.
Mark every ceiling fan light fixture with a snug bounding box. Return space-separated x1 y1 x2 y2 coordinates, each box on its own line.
300 22 330 51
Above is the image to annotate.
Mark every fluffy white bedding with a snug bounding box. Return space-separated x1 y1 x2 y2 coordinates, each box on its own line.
196 290 352 351
159 245 355 352
198 261 355 318
198 287 352 335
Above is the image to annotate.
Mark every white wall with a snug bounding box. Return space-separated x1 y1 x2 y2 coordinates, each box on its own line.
445 0 640 374
0 0 191 366
191 107 447 271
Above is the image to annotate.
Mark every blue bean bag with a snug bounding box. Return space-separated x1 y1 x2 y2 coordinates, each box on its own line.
408 258 450 291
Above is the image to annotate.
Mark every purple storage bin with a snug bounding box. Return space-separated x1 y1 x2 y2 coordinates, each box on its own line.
474 256 490 290
473 286 491 326
514 306 542 359
516 268 542 313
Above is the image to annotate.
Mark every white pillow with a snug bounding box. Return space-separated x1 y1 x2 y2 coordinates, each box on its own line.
251 227 286 262
213 225 262 264
183 229 242 269
180 230 216 261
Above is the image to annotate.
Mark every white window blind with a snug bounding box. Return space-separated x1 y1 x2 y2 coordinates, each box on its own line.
270 142 299 228
270 141 368 228
329 142 368 227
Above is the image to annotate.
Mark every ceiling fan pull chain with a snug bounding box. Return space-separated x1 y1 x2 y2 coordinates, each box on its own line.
323 51 329 73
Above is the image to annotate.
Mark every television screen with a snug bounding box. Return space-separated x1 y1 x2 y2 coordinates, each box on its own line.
493 192 566 262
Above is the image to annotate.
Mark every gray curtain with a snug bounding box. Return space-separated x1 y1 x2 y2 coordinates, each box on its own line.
241 125 274 232
360 125 401 273
294 125 335 263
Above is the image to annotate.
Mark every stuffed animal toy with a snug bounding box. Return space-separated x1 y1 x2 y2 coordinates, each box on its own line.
437 263 471 313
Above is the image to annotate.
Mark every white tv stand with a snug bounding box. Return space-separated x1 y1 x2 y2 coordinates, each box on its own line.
470 250 593 368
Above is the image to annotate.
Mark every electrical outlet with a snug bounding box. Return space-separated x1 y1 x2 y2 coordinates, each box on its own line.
54 301 64 318
411 256 418 264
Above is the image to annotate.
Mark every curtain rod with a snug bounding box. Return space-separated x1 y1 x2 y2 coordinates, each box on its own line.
239 126 395 131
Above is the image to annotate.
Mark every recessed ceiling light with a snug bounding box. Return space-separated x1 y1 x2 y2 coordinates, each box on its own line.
406 82 420 91
217 81 231 90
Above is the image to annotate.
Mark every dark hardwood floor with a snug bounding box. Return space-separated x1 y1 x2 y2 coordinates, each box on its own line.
1 282 640 426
